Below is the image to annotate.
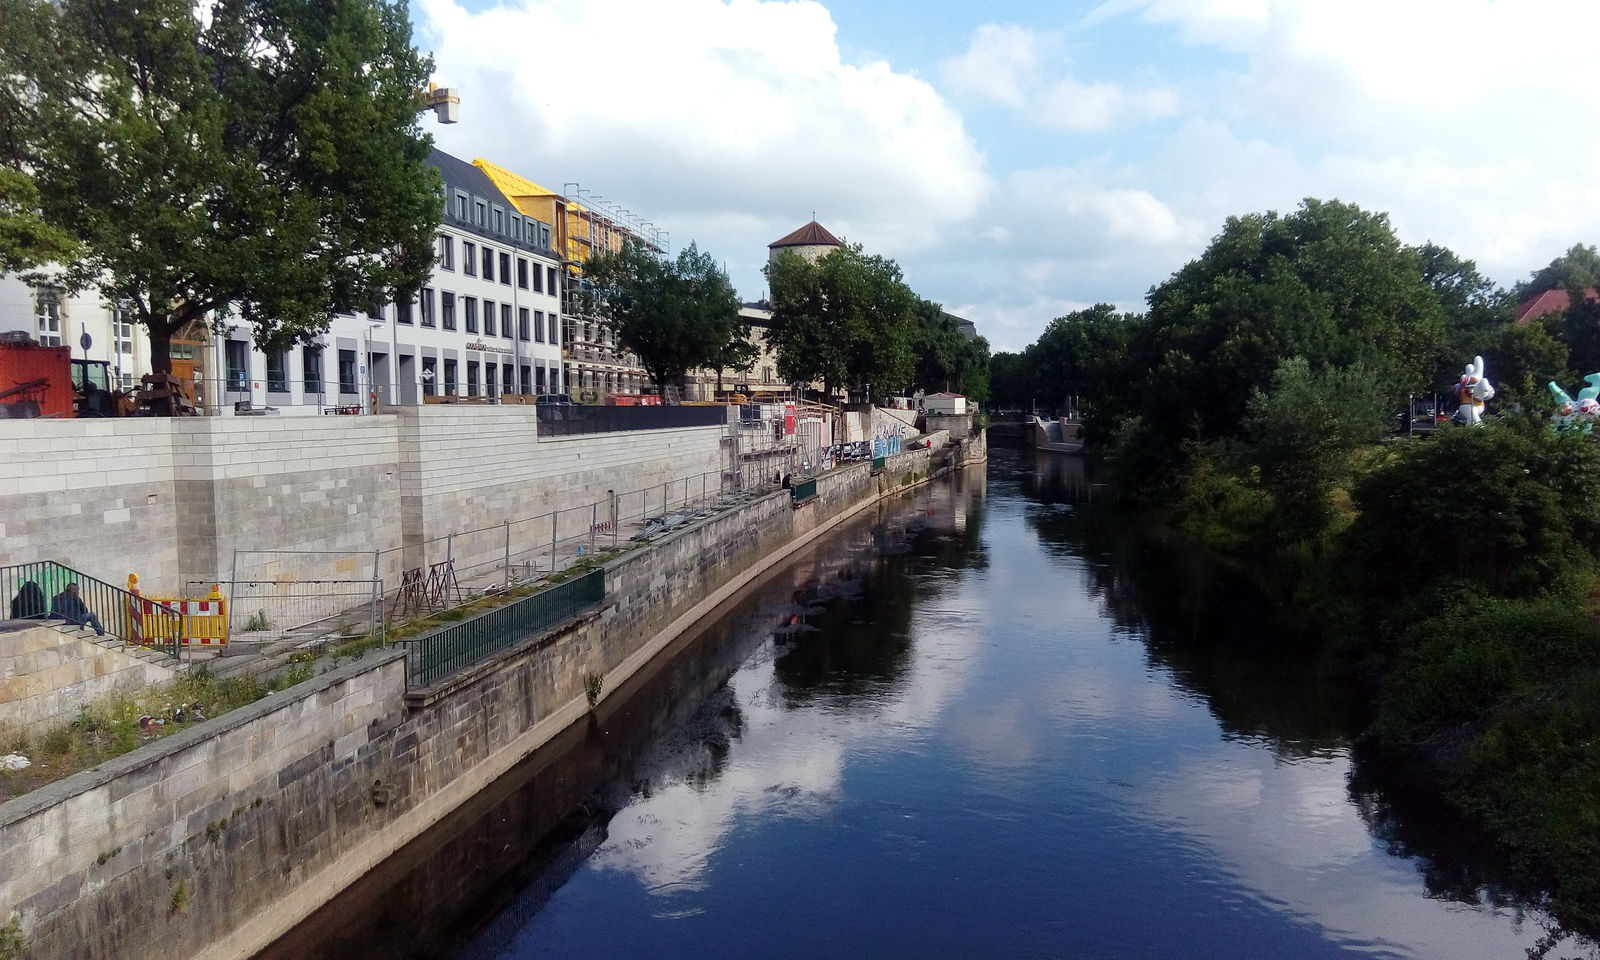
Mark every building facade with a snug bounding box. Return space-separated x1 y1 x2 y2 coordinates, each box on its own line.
208 147 565 415
0 275 161 392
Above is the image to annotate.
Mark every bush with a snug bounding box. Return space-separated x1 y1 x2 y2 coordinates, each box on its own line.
1344 425 1600 607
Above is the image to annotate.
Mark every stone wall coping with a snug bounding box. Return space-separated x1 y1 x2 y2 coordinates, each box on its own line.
0 647 406 831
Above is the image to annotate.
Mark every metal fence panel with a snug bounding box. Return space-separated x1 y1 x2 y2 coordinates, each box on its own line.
536 404 727 438
399 568 605 689
193 579 382 644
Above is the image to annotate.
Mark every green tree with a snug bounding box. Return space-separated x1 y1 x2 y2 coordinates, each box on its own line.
582 239 742 400
1515 243 1600 302
765 244 916 398
907 299 991 401
1025 304 1138 428
0 169 75 273
1480 321 1567 414
988 351 1030 410
1 0 441 373
1243 357 1390 541
1417 242 1515 390
1129 199 1444 464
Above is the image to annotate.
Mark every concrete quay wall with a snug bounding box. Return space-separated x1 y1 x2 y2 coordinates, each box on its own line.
0 445 980 960
0 407 728 592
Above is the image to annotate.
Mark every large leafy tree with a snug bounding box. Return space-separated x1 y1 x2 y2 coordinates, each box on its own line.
581 239 743 400
765 244 917 398
909 299 991 400
0 0 441 373
1516 243 1600 302
1127 199 1445 452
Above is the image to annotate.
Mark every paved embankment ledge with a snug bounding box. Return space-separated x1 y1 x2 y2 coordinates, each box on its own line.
0 433 984 960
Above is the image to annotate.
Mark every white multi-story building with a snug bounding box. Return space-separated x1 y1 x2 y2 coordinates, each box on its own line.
212 147 565 415
0 275 158 391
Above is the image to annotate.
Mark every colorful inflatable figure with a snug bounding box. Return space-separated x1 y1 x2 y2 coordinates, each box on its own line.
1549 381 1579 431
1546 373 1600 433
1453 355 1494 425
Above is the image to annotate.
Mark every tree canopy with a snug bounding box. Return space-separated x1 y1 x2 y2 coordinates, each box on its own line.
765 244 917 398
581 239 743 399
909 299 990 401
0 0 442 371
1516 243 1600 302
0 169 75 274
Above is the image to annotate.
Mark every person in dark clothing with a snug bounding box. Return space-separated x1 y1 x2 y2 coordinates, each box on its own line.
9 581 46 619
51 582 105 635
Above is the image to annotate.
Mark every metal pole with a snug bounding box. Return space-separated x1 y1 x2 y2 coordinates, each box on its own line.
590 503 598 555
549 510 558 574
612 491 619 550
503 520 511 588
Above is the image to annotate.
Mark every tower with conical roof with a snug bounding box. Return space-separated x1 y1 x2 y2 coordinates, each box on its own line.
768 220 842 266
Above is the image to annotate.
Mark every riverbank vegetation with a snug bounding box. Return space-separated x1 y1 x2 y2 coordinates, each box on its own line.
991 202 1600 934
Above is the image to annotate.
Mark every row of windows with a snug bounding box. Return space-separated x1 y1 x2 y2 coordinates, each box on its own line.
448 190 554 251
438 236 559 295
226 341 562 397
412 290 560 344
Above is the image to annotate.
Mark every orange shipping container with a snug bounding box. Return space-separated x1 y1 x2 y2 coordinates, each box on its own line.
0 341 74 418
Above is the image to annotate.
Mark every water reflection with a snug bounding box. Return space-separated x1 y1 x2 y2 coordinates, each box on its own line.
261 451 1594 960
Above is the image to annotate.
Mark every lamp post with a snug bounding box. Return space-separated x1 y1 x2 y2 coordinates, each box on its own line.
364 319 384 414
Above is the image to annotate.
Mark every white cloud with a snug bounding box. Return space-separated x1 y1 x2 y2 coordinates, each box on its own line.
939 23 1178 132
417 0 990 294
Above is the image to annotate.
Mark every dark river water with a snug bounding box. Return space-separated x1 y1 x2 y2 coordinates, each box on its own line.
263 449 1590 960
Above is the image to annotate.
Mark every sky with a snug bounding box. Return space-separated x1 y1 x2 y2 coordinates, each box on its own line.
416 0 1600 353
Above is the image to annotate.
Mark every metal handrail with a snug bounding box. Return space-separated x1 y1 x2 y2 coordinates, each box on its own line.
0 560 185 661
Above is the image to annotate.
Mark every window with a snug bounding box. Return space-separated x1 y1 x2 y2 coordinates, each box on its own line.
397 297 414 325
535 222 551 248
483 299 496 337
502 363 514 396
520 365 531 394
463 296 478 334
517 258 529 289
303 347 323 393
762 365 774 383
439 236 454 270
443 358 458 396
532 264 543 293
441 292 456 330
466 361 480 397
265 348 288 392
35 289 62 346
226 340 248 389
548 313 559 344
455 193 468 220
534 310 544 343
421 287 436 327
481 246 494 281
519 308 531 341
474 200 486 225
547 267 558 295
338 349 357 394
463 241 476 276
512 218 523 241
501 303 513 339
536 366 547 392
492 207 503 233
499 252 511 286
485 362 497 398
421 356 436 396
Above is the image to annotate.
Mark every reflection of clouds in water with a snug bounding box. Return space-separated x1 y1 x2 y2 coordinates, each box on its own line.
1145 748 1555 959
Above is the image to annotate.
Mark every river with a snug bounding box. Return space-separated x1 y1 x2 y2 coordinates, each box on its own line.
261 448 1589 960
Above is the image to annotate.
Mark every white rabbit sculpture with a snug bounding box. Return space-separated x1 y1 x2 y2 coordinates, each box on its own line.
1454 355 1495 426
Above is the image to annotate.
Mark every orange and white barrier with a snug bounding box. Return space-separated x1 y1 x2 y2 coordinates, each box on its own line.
125 575 229 647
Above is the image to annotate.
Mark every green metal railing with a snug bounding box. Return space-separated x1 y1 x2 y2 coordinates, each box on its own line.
398 568 605 689
0 560 184 660
790 478 819 503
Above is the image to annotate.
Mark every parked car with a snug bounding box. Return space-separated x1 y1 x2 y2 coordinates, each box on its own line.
535 393 574 405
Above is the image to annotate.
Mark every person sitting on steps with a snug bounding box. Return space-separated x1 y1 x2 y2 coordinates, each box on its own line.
8 580 46 619
51 582 106 636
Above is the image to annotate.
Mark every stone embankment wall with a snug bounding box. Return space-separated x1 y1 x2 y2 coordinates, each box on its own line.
0 407 728 593
0 625 177 731
0 432 986 960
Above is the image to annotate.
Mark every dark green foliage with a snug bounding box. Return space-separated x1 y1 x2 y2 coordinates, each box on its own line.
1478 322 1568 413
1542 296 1600 381
1133 200 1445 459
765 245 916 398
908 299 990 401
1515 243 1600 302
1 0 442 371
1243 358 1389 541
581 239 742 398
1346 426 1600 605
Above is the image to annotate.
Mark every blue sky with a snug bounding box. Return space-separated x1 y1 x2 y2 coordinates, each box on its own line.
416 0 1600 352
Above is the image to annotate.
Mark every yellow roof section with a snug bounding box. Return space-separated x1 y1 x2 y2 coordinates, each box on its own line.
474 157 562 206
